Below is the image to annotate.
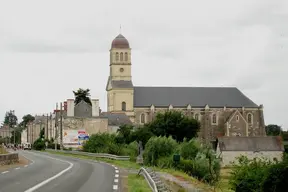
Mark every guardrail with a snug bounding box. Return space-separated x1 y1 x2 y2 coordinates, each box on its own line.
138 167 158 192
45 149 130 161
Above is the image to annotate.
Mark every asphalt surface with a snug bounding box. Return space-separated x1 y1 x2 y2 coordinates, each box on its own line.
0 150 117 192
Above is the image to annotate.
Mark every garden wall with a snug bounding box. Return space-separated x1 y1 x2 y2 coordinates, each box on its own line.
0 153 19 166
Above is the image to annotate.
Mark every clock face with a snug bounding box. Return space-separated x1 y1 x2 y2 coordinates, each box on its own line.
120 68 124 72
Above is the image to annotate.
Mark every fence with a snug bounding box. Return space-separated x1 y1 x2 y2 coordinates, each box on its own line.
45 149 130 161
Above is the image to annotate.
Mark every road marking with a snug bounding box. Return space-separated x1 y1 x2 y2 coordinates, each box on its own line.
114 179 118 183
1 171 9 174
114 166 118 169
113 185 118 190
20 153 35 165
115 174 119 178
15 167 20 170
23 152 74 192
24 165 28 167
115 170 119 173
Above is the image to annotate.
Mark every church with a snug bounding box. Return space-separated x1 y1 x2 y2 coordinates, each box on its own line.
106 34 266 141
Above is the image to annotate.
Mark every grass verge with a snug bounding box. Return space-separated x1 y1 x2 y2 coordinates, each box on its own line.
0 146 7 154
43 150 232 192
128 174 151 192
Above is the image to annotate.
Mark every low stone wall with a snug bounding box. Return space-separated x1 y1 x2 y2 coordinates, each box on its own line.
0 153 19 166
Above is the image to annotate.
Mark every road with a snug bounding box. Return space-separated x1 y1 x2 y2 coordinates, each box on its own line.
0 151 119 192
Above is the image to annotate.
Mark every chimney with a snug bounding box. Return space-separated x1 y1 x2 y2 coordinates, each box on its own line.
91 99 100 117
67 99 74 117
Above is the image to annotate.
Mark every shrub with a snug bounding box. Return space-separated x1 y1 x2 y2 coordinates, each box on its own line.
83 133 117 153
180 138 201 160
33 138 45 150
262 160 288 192
156 156 175 169
143 136 177 166
229 156 273 192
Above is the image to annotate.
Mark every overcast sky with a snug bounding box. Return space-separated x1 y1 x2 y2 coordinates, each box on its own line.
0 0 287 129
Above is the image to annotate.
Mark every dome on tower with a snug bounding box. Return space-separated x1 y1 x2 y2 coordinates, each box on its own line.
111 34 130 49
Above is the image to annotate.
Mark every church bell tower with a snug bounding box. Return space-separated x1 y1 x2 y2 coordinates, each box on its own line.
106 34 135 122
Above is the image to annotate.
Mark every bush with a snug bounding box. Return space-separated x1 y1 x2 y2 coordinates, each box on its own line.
143 136 178 166
229 156 273 192
180 138 201 160
262 160 288 192
33 138 45 150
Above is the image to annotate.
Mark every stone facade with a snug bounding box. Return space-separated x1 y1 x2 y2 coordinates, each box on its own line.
133 106 265 141
0 153 19 166
106 34 266 142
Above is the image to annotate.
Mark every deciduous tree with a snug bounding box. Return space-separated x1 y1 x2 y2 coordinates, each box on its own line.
73 88 92 106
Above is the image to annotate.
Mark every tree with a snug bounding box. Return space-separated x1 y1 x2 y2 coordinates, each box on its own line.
19 114 35 128
265 124 282 136
3 110 18 128
146 111 200 142
10 127 22 144
116 125 133 144
130 127 154 148
73 88 92 106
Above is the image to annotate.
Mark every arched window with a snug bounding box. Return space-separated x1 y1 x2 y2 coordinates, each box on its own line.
140 113 145 124
116 52 119 61
247 113 253 124
125 52 128 61
212 114 217 124
195 114 199 121
120 52 123 61
121 102 126 111
236 115 239 121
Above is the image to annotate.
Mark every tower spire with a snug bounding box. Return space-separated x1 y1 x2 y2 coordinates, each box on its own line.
119 25 122 34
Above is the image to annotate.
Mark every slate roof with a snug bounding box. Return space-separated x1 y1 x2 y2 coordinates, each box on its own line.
111 80 133 88
100 112 132 126
133 87 259 108
217 136 284 151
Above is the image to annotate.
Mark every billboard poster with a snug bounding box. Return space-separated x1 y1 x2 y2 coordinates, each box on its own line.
63 129 89 149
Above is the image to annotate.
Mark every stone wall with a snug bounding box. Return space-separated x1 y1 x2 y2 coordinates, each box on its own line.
220 151 283 167
134 106 265 141
0 153 19 166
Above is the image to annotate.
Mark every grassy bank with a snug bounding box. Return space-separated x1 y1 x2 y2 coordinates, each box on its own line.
128 174 151 192
43 150 231 192
0 146 7 154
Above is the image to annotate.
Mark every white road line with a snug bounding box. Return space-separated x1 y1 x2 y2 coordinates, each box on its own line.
15 167 20 170
23 152 74 192
24 165 28 167
20 153 35 165
115 170 119 173
113 185 118 190
1 171 9 174
115 174 119 178
114 167 118 169
114 179 118 183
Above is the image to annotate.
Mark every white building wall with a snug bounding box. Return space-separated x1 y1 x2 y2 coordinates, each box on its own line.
91 99 99 117
21 129 28 144
67 99 74 117
220 151 283 167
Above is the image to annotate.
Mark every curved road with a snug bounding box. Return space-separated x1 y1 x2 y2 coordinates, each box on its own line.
0 151 118 192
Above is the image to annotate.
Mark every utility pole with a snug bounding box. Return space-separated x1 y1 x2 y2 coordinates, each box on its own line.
55 103 58 150
32 122 34 146
60 102 63 150
49 112 52 140
13 125 16 145
46 113 49 140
